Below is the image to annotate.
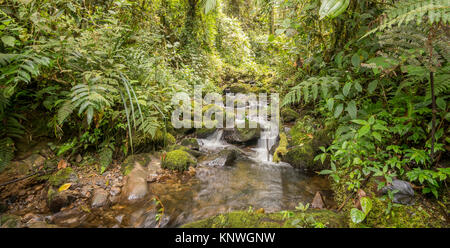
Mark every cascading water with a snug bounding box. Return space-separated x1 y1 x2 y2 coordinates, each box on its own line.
75 92 334 228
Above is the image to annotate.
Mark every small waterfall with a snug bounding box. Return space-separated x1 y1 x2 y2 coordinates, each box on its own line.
252 119 279 163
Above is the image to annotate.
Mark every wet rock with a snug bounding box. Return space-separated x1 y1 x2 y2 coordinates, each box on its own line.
311 192 326 209
180 138 200 151
282 129 331 172
161 150 197 172
223 125 261 145
80 185 92 198
26 221 58 228
110 186 121 196
0 214 22 228
91 188 109 208
47 189 76 213
51 208 86 227
380 179 415 205
141 209 170 228
121 164 148 202
207 148 240 167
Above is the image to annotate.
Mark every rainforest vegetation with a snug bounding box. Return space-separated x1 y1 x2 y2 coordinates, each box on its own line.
0 0 449 228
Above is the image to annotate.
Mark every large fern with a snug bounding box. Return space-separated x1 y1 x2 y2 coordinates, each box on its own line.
282 76 340 106
363 0 450 38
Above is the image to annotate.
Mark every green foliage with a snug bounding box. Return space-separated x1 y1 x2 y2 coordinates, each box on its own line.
350 197 372 224
161 150 197 172
364 0 450 38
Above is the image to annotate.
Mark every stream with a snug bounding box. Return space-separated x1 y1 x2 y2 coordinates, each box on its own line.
73 102 334 228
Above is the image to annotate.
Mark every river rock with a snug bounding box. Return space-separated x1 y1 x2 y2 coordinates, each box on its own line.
207 148 240 167
91 188 109 208
121 164 148 202
121 153 152 175
223 125 261 144
161 150 197 172
311 192 326 209
47 189 76 213
282 129 331 172
180 138 200 151
380 179 415 205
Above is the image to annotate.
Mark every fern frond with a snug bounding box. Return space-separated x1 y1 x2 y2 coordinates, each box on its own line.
0 138 14 172
363 0 450 38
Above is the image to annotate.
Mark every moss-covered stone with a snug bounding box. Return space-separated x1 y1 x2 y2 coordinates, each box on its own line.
350 197 446 228
281 108 300 123
273 133 288 163
182 210 347 228
282 124 331 172
162 150 197 172
180 138 200 151
223 120 261 144
48 167 74 187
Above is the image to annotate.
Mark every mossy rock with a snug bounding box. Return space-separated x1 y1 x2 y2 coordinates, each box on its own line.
161 150 197 172
281 108 300 123
223 120 261 144
182 210 347 228
121 153 152 176
48 167 75 187
282 128 331 172
180 138 200 151
167 144 203 158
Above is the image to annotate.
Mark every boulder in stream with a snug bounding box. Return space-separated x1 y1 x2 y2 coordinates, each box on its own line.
223 125 261 145
161 150 197 172
121 164 148 202
207 148 241 167
180 138 200 151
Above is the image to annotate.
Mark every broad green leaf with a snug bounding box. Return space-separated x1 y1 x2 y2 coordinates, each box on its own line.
327 98 334 111
343 82 352 97
359 125 371 137
372 131 382 141
334 104 344 118
351 119 368 125
351 54 361 68
1 36 16 47
346 101 357 119
360 197 372 214
436 97 446 111
368 80 378 94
